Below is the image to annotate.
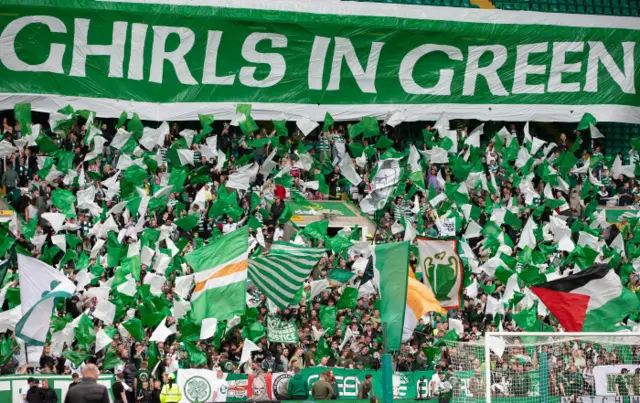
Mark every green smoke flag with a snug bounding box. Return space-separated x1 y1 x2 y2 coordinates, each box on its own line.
75 314 96 351
577 113 597 130
123 318 145 342
319 305 337 336
185 341 208 365
62 350 91 367
322 112 334 132
373 241 409 352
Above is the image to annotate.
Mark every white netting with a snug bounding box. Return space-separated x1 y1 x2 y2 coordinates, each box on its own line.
476 333 640 403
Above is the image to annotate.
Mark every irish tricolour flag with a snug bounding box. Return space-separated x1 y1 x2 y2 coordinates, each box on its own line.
531 264 640 332
185 227 249 323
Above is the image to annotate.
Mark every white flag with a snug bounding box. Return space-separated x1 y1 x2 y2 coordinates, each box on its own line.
177 149 195 166
177 369 218 403
93 298 116 325
296 117 319 136
16 255 76 345
150 317 176 342
240 340 261 366
95 328 113 353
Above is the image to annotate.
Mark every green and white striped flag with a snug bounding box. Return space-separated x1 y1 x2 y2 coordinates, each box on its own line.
248 242 325 310
372 241 410 352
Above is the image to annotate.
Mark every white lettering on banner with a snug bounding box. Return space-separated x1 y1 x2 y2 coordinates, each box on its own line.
308 36 331 91
239 33 287 88
149 26 198 85
463 45 509 96
335 375 359 397
327 37 384 94
1 15 637 102
128 23 148 81
70 19 128 78
562 397 640 403
512 43 549 94
0 16 66 74
548 41 584 93
399 44 463 95
0 378 113 403
202 31 236 85
584 41 636 94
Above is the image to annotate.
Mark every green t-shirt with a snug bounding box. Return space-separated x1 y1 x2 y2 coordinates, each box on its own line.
136 369 151 385
616 375 629 395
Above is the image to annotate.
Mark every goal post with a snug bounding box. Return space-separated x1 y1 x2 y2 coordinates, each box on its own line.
480 332 640 403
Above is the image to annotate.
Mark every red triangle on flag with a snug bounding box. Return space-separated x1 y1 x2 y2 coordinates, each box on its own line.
530 286 590 332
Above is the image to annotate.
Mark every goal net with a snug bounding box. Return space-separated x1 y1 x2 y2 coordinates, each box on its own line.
480 333 640 403
442 333 640 403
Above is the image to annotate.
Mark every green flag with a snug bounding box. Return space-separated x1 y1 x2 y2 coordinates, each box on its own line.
300 220 328 241
322 112 334 132
319 305 337 336
337 287 359 310
123 318 145 342
373 241 409 352
577 113 597 131
51 189 77 218
102 347 122 370
62 350 91 367
75 314 96 351
242 321 266 343
175 214 199 232
185 341 208 365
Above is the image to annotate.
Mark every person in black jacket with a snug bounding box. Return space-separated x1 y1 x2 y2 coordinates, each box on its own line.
64 364 110 403
150 381 162 403
121 350 137 402
26 378 45 403
136 381 153 403
42 380 58 403
68 373 80 390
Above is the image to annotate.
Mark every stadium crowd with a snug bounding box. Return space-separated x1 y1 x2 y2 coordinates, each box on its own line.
0 108 639 401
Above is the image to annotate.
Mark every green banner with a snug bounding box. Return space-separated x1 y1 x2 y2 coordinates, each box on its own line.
266 316 299 344
0 375 115 403
289 201 358 219
0 0 638 122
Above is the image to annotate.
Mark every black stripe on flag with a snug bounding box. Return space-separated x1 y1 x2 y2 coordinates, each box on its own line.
532 264 610 293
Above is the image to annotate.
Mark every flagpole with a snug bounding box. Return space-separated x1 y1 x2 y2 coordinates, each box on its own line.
380 321 393 403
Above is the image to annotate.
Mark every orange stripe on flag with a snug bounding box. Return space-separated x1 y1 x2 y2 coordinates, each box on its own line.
407 276 446 316
193 260 248 293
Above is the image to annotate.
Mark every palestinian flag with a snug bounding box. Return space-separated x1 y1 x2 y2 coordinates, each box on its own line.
530 265 640 332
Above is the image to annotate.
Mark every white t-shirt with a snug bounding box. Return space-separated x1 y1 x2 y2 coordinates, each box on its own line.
430 374 441 394
215 379 228 402
66 360 85 376
21 387 28 403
